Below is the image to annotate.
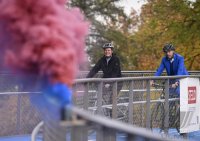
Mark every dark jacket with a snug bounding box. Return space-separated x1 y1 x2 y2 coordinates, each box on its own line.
155 53 188 76
87 55 122 78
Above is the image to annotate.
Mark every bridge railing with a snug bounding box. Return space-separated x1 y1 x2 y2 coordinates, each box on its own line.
73 75 200 134
31 106 186 141
0 73 199 139
0 73 42 137
39 106 185 141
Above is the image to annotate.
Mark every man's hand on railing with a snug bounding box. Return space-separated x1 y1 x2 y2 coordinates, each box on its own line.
150 80 155 86
172 81 179 88
151 82 165 88
104 83 111 88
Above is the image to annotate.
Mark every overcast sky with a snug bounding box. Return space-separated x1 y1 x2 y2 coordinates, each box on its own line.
117 0 147 15
119 0 196 15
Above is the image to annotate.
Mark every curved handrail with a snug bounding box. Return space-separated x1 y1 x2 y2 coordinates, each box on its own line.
31 121 44 141
61 106 186 141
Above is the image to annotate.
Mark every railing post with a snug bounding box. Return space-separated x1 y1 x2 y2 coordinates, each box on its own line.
97 126 116 141
71 126 88 141
16 85 21 134
102 128 116 141
146 80 151 129
164 79 169 134
96 126 104 141
112 81 118 119
83 82 89 110
128 80 134 124
44 121 67 141
96 81 103 141
141 75 145 126
127 134 136 141
72 83 77 105
97 81 103 115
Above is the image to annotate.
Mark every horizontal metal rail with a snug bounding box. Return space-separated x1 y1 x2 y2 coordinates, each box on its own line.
75 75 200 83
0 92 41 95
77 71 200 78
88 98 179 110
75 88 163 94
79 70 200 74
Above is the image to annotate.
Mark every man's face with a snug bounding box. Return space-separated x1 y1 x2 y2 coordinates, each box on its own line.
104 48 113 57
166 50 174 59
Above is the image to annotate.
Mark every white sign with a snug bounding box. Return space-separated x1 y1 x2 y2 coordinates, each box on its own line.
180 78 200 133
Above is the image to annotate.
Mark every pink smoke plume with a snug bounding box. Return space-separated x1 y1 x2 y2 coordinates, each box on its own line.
0 0 89 86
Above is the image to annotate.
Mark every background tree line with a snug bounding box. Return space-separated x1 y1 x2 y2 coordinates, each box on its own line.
70 0 200 70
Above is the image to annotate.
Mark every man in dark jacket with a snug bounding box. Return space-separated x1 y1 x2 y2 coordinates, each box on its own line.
87 43 122 117
87 43 122 78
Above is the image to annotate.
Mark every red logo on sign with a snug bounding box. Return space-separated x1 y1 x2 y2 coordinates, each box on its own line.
188 87 197 104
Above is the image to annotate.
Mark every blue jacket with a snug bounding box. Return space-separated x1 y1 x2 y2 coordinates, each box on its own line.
155 53 188 76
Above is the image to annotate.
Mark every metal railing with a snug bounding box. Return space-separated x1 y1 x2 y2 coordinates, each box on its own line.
0 92 42 136
73 75 200 133
35 106 185 141
0 73 200 140
0 73 42 136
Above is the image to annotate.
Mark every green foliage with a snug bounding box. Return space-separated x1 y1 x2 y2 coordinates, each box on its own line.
70 0 129 68
70 0 200 70
133 0 200 70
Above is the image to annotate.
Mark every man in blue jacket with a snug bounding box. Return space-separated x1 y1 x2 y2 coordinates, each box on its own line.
153 43 188 97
